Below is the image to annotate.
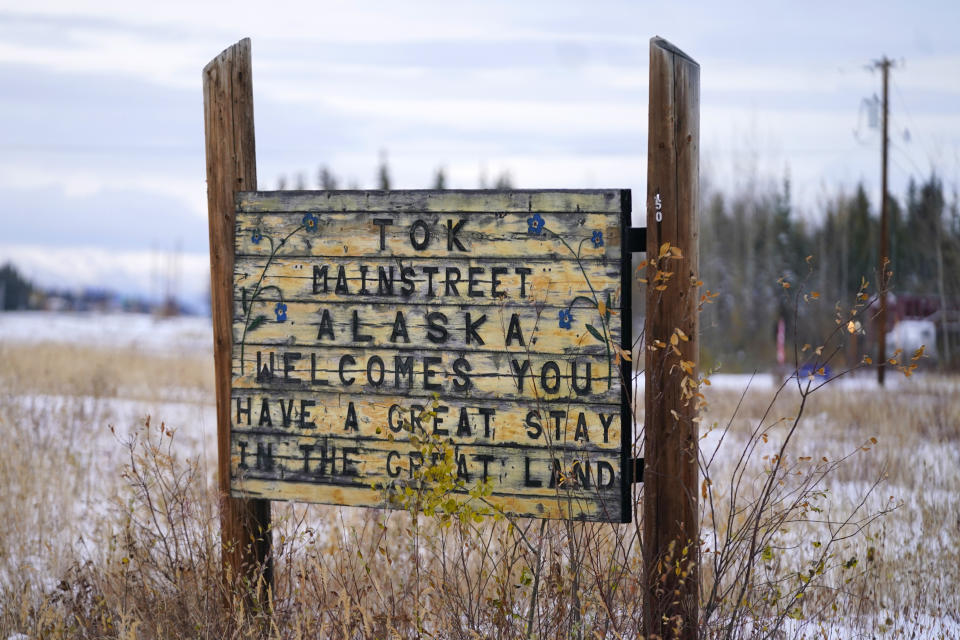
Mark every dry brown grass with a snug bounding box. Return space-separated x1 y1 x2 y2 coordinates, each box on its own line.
699 373 960 636
0 342 213 399
0 336 957 639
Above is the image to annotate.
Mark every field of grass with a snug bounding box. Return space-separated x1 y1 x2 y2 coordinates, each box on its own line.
0 312 957 639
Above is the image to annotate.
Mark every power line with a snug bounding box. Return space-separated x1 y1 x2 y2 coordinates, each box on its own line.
890 140 928 179
891 74 942 173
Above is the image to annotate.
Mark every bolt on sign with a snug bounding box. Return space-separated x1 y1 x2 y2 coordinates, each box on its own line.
231 189 632 522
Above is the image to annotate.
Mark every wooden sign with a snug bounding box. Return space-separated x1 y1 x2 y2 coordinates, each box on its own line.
230 189 632 521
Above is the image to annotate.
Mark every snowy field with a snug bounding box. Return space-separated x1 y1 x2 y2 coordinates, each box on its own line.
0 310 213 355
0 311 957 638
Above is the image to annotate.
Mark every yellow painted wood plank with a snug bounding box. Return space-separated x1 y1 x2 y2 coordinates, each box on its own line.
237 189 625 214
234 211 621 260
233 478 625 521
229 391 623 449
230 432 621 489
232 300 621 357
234 256 623 308
231 346 622 403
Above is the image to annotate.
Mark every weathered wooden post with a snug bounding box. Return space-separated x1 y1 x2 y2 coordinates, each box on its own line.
643 37 700 639
203 38 273 593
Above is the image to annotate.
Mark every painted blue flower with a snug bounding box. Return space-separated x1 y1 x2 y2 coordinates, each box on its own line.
591 230 604 248
274 302 287 323
251 228 263 244
527 212 545 235
558 308 573 329
302 212 319 232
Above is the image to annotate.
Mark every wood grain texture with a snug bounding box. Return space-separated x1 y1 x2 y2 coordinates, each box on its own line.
643 37 700 639
238 189 624 213
229 391 622 447
228 393 624 521
233 256 622 308
233 301 622 358
231 190 631 521
234 210 622 260
232 345 620 402
203 38 271 586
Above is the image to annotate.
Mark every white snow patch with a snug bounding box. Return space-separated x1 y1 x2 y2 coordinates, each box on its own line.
0 311 212 355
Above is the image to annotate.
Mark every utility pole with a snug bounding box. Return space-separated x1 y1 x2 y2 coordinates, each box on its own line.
875 57 892 386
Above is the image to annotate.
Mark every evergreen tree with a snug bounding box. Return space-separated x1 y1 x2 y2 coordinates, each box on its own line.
493 171 513 189
433 167 447 190
0 263 33 311
377 150 391 190
318 166 339 190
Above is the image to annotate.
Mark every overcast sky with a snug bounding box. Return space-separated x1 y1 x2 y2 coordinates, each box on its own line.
1 1 958 308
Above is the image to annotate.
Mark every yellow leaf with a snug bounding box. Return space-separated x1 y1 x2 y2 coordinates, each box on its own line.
670 333 679 346
676 328 689 341
810 291 820 299
598 300 607 317
659 242 671 259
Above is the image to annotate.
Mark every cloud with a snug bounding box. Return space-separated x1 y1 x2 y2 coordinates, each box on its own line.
2 0 959 302
0 184 208 253
1 243 210 305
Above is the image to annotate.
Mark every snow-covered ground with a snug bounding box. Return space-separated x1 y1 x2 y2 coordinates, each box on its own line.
0 310 212 355
1 311 957 637
0 313 220 602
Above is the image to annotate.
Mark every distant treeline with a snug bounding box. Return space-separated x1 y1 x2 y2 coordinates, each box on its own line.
700 173 959 371
0 263 172 315
0 263 32 311
276 157 513 193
